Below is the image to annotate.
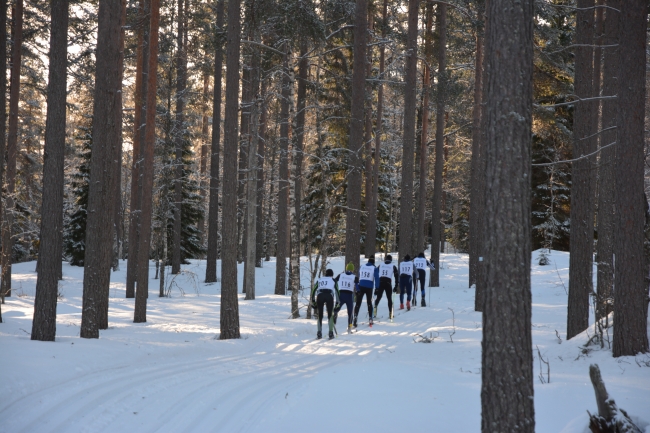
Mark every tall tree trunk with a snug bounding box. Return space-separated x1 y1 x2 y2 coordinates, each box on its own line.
31 0 69 341
126 0 150 298
205 0 224 283
366 0 388 259
112 0 126 274
469 3 484 292
2 0 23 301
199 72 209 249
243 33 261 299
265 143 277 262
612 0 649 357
567 0 596 340
430 3 446 287
345 0 367 271
0 0 6 319
398 0 418 260
171 0 187 275
417 0 433 256
596 0 617 323
238 43 252 265
80 0 123 338
363 12 373 258
133 0 160 323
220 0 241 339
274 46 291 296
289 41 308 318
255 80 268 268
481 0 534 430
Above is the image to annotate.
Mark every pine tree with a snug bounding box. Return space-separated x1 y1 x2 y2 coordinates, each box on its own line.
63 123 91 266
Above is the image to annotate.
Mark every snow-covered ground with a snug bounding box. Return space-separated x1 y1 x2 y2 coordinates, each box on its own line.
1 250 649 433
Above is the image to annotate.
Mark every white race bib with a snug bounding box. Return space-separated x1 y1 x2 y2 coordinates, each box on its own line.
318 277 335 290
400 261 413 276
339 273 356 291
414 257 427 270
359 265 375 283
379 263 394 279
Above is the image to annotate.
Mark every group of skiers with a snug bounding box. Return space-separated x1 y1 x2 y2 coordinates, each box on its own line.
309 253 435 340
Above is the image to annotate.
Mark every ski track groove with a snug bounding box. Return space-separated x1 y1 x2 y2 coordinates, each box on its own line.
3 347 262 433
5 308 434 433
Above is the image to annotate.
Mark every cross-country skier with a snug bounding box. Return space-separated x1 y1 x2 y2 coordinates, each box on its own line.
334 262 359 333
353 257 379 328
412 252 435 306
374 254 399 320
399 254 416 311
310 269 341 339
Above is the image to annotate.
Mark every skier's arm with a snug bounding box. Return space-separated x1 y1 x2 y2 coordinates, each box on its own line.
310 283 318 306
333 273 341 283
334 283 341 305
392 265 399 280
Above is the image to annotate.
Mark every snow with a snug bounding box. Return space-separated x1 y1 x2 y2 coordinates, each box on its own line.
1 250 649 433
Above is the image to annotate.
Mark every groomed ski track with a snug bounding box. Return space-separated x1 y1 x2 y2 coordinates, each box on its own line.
1 253 649 432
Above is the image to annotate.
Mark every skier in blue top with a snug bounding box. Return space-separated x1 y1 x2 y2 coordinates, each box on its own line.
353 257 379 328
334 262 359 333
412 252 435 306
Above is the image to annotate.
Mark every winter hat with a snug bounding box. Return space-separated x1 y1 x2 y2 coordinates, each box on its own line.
368 257 375 264
418 252 425 258
325 269 334 277
404 254 411 262
346 262 355 272
385 254 392 263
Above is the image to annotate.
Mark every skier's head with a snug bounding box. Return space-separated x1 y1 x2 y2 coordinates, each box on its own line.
346 262 355 272
367 257 375 264
325 269 334 277
404 254 411 262
385 254 392 264
418 252 425 258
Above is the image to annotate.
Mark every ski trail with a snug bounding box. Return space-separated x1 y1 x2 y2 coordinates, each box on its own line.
3 348 262 433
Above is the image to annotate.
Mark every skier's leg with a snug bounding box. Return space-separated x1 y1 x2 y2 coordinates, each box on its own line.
419 269 426 298
325 293 334 336
317 293 325 336
365 288 373 318
385 286 393 316
399 278 406 305
406 277 413 301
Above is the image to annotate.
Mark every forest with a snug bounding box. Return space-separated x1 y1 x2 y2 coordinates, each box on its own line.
0 0 649 432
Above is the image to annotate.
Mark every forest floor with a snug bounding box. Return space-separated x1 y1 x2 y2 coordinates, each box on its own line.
1 250 649 433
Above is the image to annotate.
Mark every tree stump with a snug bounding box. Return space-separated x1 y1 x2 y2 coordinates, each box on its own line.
588 364 642 433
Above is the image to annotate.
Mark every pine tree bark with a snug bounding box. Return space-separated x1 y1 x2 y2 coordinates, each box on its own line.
416 1 433 257
429 3 446 287
199 72 209 249
243 35 261 299
612 0 649 357
112 0 126 274
133 0 160 323
171 0 187 275
80 0 122 338
567 0 596 340
481 0 534 430
274 46 291 296
345 0 367 271
0 0 6 319
363 12 373 258
205 0 224 283
237 43 253 265
126 0 150 298
289 41 308 317
2 0 23 301
469 2 484 292
398 0 418 260
255 80 268 268
220 0 241 338
365 0 387 258
31 0 69 341
595 0 617 324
